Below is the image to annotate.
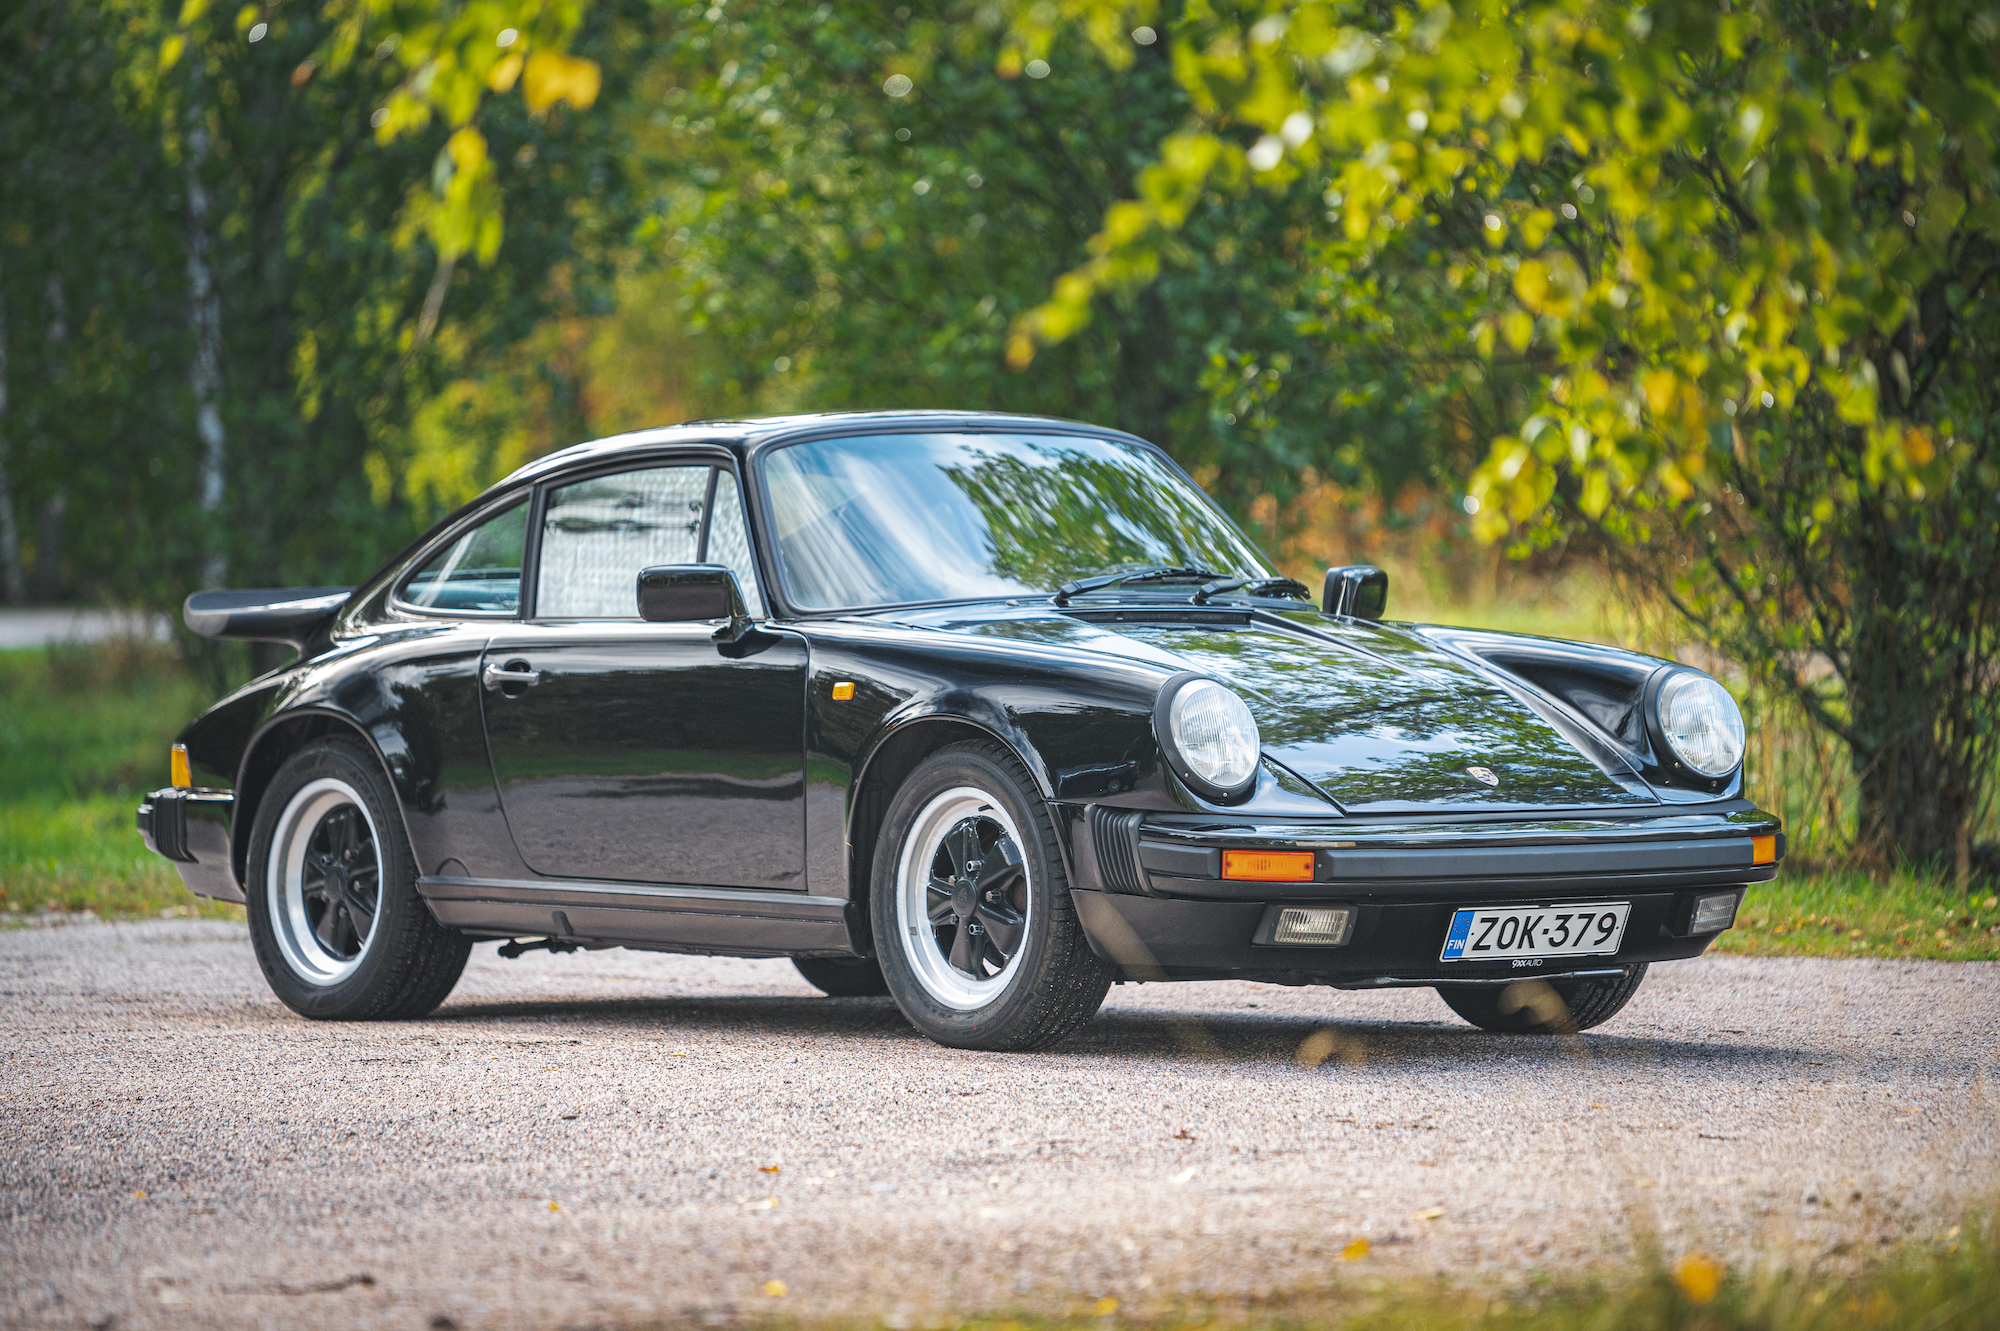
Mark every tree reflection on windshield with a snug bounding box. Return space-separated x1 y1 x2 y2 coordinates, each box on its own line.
763 432 1271 611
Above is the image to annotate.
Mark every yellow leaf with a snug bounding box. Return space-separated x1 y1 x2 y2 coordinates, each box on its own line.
548 1201 561 1211
1642 369 1678 416
1094 1297 1119 1316
177 0 207 24
763 1280 787 1297
446 126 488 172
1502 309 1534 351
523 51 601 113
1515 260 1550 309
759 1164 781 1173
1412 1206 1444 1220
489 52 523 94
1902 426 1934 466
159 33 186 71
1340 1238 1370 1260
1675 1254 1722 1304
1005 334 1035 370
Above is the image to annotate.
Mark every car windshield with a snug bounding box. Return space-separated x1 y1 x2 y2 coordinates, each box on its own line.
761 432 1275 611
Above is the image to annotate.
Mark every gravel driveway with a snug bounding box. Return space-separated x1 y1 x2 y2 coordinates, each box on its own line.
2 920 1994 1330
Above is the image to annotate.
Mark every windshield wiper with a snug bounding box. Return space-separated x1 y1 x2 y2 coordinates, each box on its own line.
1190 576 1313 604
1051 565 1226 606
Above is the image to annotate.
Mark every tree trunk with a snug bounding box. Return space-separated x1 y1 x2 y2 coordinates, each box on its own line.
184 56 227 589
0 264 24 604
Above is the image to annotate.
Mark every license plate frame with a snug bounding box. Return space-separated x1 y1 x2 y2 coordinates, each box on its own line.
1439 901 1631 963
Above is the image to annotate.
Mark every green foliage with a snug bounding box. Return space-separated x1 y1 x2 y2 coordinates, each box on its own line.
639 1 1477 522
1004 0 2000 864
0 0 646 612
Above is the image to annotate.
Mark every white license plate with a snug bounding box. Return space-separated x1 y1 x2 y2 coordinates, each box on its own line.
1439 901 1631 962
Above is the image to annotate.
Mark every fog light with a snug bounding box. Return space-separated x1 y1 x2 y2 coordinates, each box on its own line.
1271 906 1354 946
1691 891 1739 934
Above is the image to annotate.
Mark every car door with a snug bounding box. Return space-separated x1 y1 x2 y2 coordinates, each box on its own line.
479 459 809 890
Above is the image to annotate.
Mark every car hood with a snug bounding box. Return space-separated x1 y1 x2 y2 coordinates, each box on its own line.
914 604 1654 813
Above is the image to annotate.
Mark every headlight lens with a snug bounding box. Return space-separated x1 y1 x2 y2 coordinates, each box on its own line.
1657 672 1745 777
1167 679 1261 795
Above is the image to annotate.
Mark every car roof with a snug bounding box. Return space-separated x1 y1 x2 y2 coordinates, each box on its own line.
484 409 1154 496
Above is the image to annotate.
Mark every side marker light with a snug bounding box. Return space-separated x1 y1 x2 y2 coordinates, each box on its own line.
1222 850 1315 881
171 744 192 789
831 681 855 701
1751 835 1777 865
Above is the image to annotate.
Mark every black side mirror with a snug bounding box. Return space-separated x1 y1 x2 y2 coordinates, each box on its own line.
637 564 751 640
1323 564 1389 620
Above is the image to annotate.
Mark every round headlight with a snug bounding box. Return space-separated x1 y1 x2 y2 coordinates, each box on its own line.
1160 677 1261 799
1656 672 1745 777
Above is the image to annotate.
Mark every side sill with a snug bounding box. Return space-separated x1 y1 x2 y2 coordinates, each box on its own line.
416 875 855 957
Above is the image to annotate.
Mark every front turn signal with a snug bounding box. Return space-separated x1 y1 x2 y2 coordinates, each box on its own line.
1751 834 1777 865
1222 849 1315 882
170 744 192 789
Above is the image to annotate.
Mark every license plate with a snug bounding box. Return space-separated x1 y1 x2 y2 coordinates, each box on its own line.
1440 901 1631 962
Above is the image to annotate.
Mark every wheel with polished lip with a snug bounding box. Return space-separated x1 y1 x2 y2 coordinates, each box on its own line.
247 738 471 1020
792 955 890 997
871 741 1115 1050
1435 965 1648 1034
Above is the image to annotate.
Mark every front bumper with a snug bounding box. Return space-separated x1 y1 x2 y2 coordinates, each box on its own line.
1066 805 1781 986
137 788 243 903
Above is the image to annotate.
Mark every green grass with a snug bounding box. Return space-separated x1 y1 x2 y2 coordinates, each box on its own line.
1718 869 2000 961
757 1215 1994 1331
0 643 241 922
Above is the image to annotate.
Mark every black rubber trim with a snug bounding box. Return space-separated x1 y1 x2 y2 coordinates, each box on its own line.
1089 806 1146 894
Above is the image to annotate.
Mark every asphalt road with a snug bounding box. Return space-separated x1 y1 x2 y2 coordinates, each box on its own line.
2 920 1995 1331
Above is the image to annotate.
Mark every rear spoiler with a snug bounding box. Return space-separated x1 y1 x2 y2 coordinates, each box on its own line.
183 587 354 653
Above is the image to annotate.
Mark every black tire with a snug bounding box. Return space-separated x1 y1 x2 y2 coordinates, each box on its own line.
793 955 891 997
870 740 1115 1051
245 738 471 1020
1435 965 1648 1034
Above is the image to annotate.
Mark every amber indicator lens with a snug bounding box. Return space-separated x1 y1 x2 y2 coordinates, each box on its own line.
831 681 855 701
170 744 192 789
1272 906 1354 946
1222 850 1315 881
1751 834 1777 865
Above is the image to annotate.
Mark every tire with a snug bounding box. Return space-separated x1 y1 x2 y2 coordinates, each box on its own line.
793 955 890 997
870 740 1115 1051
1435 965 1648 1034
246 738 471 1020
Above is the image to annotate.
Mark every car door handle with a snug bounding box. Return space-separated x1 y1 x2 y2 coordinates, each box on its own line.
482 662 542 692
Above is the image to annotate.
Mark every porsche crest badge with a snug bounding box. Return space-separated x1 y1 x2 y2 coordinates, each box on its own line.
1467 766 1500 786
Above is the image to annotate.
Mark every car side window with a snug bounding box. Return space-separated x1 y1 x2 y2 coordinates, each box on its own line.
706 469 766 618
400 500 527 613
536 465 711 618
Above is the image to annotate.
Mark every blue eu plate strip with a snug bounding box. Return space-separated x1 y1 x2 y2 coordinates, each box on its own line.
1441 909 1475 960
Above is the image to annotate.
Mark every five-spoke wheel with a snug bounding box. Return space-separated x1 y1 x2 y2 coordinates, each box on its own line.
247 738 470 1020
872 741 1114 1050
267 779 384 984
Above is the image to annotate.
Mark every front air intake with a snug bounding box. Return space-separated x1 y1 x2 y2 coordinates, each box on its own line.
1089 805 1145 894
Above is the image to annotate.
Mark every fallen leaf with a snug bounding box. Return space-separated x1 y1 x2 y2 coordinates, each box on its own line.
760 1165 782 1173
1340 1238 1371 1261
763 1280 787 1297
1675 1254 1722 1304
1413 1206 1445 1221
548 1202 561 1212
1094 1297 1119 1316
1170 1166 1197 1185
1590 1103 1608 1109
132 1191 147 1199
1636 1180 1660 1188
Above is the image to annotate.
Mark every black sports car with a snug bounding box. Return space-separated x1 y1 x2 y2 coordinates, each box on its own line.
139 411 1781 1049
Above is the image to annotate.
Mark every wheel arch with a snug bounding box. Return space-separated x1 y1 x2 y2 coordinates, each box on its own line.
843 713 1060 958
232 708 412 889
